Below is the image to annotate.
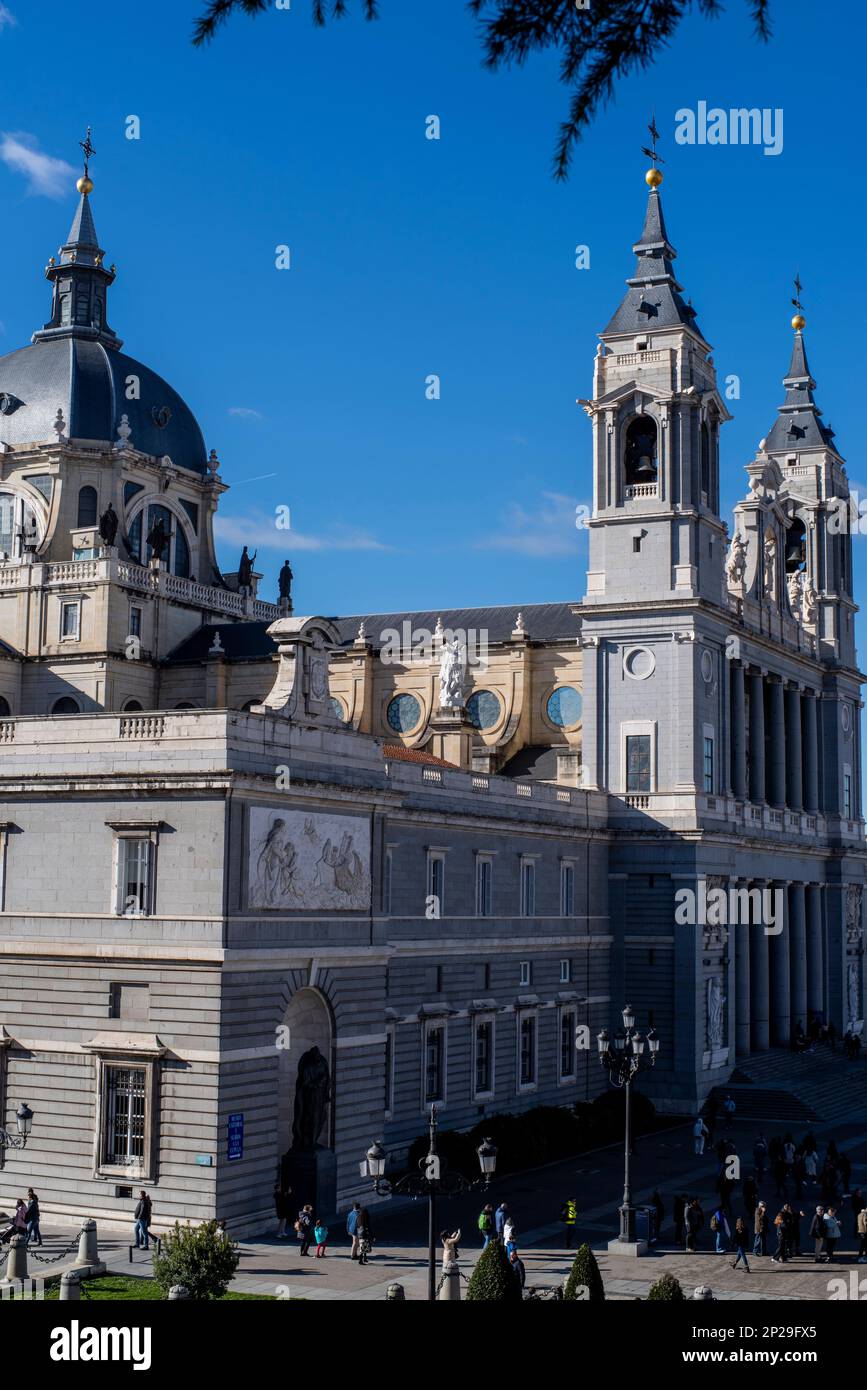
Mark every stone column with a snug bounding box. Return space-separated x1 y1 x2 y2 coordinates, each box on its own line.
731 662 747 800
788 883 807 1033
768 679 786 808
802 690 820 813
785 686 803 810
734 878 751 1056
749 881 770 1051
770 881 791 1045
806 883 824 1022
749 670 766 803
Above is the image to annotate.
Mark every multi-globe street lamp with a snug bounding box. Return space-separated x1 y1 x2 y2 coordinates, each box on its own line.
598 1005 659 1246
363 1103 498 1302
0 1103 34 1151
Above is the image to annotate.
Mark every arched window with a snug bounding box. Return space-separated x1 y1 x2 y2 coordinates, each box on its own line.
52 696 80 715
700 422 710 500
122 699 143 712
174 702 197 710
0 696 11 716
77 486 98 528
624 417 658 488
785 517 806 574
174 524 190 579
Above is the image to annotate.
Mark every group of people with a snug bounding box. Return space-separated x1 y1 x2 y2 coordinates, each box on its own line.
0 1189 41 1246
477 1201 526 1288
273 1185 374 1264
672 1124 866 1269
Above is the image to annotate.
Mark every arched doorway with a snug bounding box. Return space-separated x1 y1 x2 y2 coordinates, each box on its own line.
277 987 336 1217
278 987 334 1157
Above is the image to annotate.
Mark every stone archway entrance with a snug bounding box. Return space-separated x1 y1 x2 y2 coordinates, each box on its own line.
277 987 337 1217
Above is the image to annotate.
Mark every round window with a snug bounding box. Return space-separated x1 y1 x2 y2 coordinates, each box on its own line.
387 693 422 734
624 647 656 681
546 686 582 728
331 697 348 724
467 690 501 731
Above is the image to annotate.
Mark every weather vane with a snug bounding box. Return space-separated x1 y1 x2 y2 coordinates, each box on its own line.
791 272 804 314
641 115 665 168
79 127 95 178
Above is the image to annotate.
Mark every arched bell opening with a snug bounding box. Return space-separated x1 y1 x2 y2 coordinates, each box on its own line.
785 516 807 574
624 415 659 492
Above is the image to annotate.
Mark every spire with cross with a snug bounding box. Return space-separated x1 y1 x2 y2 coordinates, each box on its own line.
79 127 95 180
641 115 665 170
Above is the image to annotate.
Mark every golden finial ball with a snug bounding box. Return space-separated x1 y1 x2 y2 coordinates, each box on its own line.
645 167 663 188
76 175 94 196
791 313 806 331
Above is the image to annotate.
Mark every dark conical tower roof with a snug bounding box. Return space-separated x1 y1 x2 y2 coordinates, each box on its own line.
765 327 839 454
603 180 706 339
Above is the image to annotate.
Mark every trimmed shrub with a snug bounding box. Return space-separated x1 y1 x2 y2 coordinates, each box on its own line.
152 1221 240 1301
647 1272 686 1301
564 1242 605 1301
465 1240 523 1302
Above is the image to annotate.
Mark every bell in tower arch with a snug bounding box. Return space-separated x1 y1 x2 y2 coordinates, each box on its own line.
624 415 659 488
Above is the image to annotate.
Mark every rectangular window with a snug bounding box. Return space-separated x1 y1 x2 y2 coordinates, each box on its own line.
560 1009 577 1080
109 983 150 1021
703 735 714 793
383 849 393 914
129 605 142 639
626 734 651 792
117 837 151 916
103 1065 146 1166
474 1019 494 1097
519 960 531 987
844 772 853 819
60 600 80 641
519 1014 536 1088
476 857 492 917
424 1024 445 1104
560 863 575 917
520 860 536 917
560 958 571 984
384 1027 394 1118
427 852 445 917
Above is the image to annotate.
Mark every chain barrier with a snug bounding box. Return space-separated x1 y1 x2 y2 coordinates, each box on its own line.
27 1226 89 1266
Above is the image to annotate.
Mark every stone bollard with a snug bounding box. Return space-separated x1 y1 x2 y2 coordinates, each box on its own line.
6 1234 28 1283
438 1263 461 1301
59 1271 81 1301
168 1285 191 1300
385 1282 405 1300
77 1219 99 1269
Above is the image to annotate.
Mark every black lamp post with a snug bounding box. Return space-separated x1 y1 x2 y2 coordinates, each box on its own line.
598 1006 659 1245
0 1103 34 1151
363 1104 497 1302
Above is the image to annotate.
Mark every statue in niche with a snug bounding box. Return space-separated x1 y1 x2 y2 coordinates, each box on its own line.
725 531 747 587
707 975 725 1050
800 573 818 627
146 516 168 562
438 637 467 710
291 1045 331 1151
763 526 777 602
787 569 802 619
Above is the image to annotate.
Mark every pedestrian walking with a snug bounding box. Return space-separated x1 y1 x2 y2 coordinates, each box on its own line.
711 1205 731 1255
559 1196 578 1248
314 1219 329 1257
356 1207 374 1265
824 1207 841 1262
685 1198 703 1252
346 1201 362 1258
296 1204 314 1256
133 1190 152 1250
753 1201 768 1256
503 1214 517 1257
0 1200 27 1245
857 1205 867 1262
809 1206 827 1262
731 1218 751 1272
509 1247 526 1291
495 1202 509 1243
478 1203 495 1249
722 1093 736 1130
25 1188 42 1247
693 1115 709 1155
771 1208 787 1263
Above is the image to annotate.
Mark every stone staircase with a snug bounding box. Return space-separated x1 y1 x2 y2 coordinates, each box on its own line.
712 1048 867 1125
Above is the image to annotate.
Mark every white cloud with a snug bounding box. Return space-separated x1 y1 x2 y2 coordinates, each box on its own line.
228 407 264 421
0 7 17 31
475 490 584 557
0 132 76 198
214 510 390 552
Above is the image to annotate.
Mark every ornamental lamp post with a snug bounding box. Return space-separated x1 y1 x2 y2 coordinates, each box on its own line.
363 1106 498 1303
598 1007 660 1252
0 1102 34 1151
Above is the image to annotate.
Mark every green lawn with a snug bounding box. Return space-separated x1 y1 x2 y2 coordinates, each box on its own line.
40 1275 275 1301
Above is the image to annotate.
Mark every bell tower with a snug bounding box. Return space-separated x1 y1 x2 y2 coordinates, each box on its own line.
580 150 731 609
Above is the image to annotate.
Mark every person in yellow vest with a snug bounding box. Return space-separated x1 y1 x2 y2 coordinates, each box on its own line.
559 1196 578 1249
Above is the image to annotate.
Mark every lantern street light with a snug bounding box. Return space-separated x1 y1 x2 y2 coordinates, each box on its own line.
0 1103 34 1151
362 1105 498 1302
598 1008 659 1247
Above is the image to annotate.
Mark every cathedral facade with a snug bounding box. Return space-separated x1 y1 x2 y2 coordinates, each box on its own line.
0 158 863 1232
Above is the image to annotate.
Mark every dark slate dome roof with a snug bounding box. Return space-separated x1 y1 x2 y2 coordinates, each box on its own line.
0 336 208 473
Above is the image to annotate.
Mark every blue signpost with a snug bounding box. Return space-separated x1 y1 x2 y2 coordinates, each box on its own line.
227 1112 244 1162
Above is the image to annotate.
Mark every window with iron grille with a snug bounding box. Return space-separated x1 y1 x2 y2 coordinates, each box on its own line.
703 735 714 793
427 853 445 916
520 860 536 917
424 1025 444 1104
103 1065 146 1166
560 1009 577 1080
474 1019 493 1096
519 1014 536 1087
476 857 492 917
560 863 575 916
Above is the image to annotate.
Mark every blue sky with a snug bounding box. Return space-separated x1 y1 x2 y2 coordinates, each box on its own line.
0 0 863 626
